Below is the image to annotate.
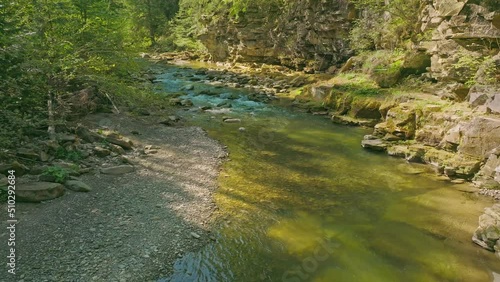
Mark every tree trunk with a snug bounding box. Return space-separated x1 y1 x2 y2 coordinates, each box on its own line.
47 91 56 141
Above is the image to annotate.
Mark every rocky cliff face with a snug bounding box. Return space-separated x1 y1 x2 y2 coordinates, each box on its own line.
199 0 355 72
419 0 500 99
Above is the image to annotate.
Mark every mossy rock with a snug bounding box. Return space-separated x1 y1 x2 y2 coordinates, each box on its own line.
371 61 403 88
349 98 382 119
380 104 417 139
401 52 431 76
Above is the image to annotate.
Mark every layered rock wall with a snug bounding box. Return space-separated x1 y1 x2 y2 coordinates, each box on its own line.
419 0 500 100
199 0 355 71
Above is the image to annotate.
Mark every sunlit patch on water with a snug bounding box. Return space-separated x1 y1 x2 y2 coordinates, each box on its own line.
158 64 499 282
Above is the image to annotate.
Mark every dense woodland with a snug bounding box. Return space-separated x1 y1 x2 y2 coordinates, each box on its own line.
0 0 179 148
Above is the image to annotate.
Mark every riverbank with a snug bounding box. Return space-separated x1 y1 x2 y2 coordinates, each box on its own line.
1 111 226 281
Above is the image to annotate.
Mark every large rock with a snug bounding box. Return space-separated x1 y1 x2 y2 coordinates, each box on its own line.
487 94 500 114
424 148 482 179
361 138 388 152
473 204 500 255
100 165 135 175
17 182 65 202
16 148 40 161
373 104 417 139
458 117 500 158
440 123 462 151
76 126 102 143
415 125 444 147
434 0 465 17
468 85 496 107
106 136 133 150
64 180 92 192
350 99 382 120
474 148 500 188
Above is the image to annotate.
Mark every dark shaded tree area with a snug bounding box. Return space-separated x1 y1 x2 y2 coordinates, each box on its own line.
0 0 178 148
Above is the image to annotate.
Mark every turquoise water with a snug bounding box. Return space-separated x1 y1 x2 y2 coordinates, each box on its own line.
157 64 499 282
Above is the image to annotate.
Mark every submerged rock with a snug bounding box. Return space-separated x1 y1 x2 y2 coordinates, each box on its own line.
361 139 388 151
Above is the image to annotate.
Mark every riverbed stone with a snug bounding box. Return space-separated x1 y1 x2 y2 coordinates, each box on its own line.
94 147 111 157
101 165 135 175
17 182 65 202
106 136 133 150
64 180 92 192
458 117 500 158
361 139 388 151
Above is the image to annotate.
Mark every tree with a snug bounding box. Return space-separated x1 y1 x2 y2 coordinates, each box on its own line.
126 0 179 46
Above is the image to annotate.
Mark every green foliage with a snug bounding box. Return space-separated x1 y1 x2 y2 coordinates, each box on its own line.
125 0 179 47
349 0 423 52
161 0 285 51
55 147 83 162
451 52 489 86
330 73 382 96
42 166 71 183
0 0 164 149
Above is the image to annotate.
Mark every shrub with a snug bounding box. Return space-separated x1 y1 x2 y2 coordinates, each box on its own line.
41 166 70 183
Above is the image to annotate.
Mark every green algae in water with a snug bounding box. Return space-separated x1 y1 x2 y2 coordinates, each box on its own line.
160 65 499 282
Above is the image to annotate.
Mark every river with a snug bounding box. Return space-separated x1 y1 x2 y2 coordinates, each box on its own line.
156 63 499 282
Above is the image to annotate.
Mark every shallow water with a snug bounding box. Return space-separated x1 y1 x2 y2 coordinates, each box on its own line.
157 64 499 282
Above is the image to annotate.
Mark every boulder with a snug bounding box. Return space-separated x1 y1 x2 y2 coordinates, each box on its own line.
76 126 102 143
374 104 417 139
434 0 466 17
424 148 482 179
100 165 135 175
361 139 388 152
64 180 92 192
401 52 431 76
474 152 500 189
17 182 65 202
16 148 40 161
109 144 125 155
0 161 29 176
350 99 382 120
440 124 462 151
94 147 111 157
458 117 500 158
415 125 444 146
487 94 500 114
468 85 494 107
473 204 500 253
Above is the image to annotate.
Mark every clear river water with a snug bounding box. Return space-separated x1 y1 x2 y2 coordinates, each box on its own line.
156 63 500 282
